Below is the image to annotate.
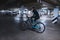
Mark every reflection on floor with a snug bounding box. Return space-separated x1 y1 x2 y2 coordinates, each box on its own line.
0 15 60 40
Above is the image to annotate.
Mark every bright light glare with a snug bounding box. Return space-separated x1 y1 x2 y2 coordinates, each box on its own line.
14 10 21 23
28 11 33 17
40 16 48 25
40 16 47 22
23 14 28 21
0 10 5 12
14 16 20 23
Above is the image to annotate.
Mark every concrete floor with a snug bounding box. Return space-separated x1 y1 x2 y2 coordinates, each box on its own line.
0 14 60 40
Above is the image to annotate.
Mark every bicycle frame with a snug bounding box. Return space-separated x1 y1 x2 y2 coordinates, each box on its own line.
20 11 45 33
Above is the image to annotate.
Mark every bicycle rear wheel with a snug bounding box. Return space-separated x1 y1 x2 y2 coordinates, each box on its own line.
34 22 45 33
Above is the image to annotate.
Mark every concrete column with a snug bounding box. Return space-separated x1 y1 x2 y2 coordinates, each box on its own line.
53 7 59 17
52 6 59 24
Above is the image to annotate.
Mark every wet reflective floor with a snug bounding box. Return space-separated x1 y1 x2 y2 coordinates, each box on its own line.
0 14 60 40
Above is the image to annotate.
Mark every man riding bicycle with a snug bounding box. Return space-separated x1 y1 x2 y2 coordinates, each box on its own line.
31 7 40 21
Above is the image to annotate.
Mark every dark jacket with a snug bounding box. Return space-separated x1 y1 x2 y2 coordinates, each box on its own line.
32 9 39 19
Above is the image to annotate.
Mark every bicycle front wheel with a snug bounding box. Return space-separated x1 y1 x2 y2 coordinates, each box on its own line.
34 22 45 33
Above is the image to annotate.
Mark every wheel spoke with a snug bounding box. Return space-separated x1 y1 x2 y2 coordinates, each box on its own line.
35 23 45 33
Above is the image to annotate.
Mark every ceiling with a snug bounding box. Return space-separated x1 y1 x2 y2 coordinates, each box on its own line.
42 0 60 6
0 0 60 9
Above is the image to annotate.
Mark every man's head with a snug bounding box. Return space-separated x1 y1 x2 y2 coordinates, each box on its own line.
32 6 35 10
31 7 36 11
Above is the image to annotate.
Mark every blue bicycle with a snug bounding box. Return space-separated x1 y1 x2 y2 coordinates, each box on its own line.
21 13 45 33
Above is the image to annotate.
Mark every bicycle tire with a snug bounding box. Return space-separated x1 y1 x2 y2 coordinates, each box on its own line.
34 22 45 33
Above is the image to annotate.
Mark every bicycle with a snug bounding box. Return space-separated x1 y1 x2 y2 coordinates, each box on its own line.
21 12 45 33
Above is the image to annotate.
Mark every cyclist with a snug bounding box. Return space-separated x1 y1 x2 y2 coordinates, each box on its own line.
31 7 39 21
